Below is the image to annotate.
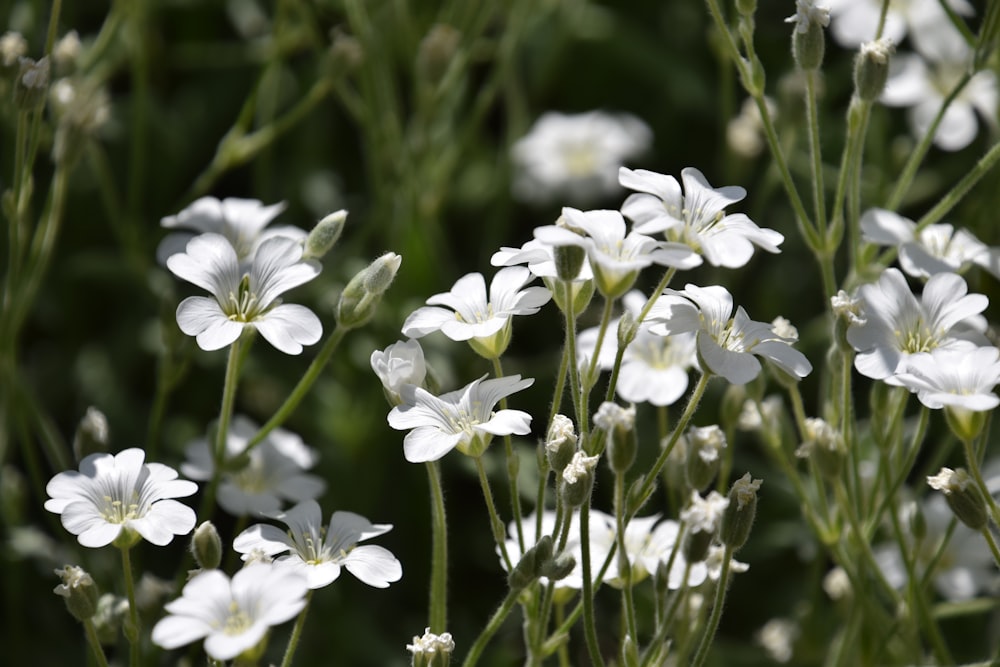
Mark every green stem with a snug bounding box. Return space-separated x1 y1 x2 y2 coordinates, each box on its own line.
83 618 111 667
492 356 525 551
476 456 512 571
690 545 733 667
214 339 242 468
279 590 313 667
246 325 347 451
961 436 1000 528
120 546 141 667
562 280 585 433
804 69 827 238
426 461 448 633
460 587 521 667
578 499 606 667
614 471 637 643
981 528 1000 569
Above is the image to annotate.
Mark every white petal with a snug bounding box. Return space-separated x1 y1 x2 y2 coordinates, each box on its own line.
401 306 456 338
166 233 240 300
403 427 462 463
254 304 322 354
343 545 402 588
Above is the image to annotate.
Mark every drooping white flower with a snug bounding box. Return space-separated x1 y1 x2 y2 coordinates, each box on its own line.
151 564 309 660
860 208 1000 279
577 291 697 406
370 339 427 405
157 197 306 266
511 110 652 204
881 48 998 151
167 233 322 354
826 0 973 60
401 267 551 356
680 490 730 534
894 346 1000 411
619 167 783 269
45 448 197 548
233 500 402 589
181 415 325 517
846 268 989 382
647 284 812 385
387 375 534 462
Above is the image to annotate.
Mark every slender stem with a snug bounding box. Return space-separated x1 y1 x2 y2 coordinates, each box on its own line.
585 296 615 392
426 461 449 633
460 587 521 667
562 280 584 432
961 437 1000 528
804 69 827 238
690 545 733 667
246 326 347 450
83 618 111 667
492 356 525 551
476 456 512 571
279 590 313 667
981 528 1000 569
120 546 141 667
214 339 242 468
614 471 637 642
578 499 606 667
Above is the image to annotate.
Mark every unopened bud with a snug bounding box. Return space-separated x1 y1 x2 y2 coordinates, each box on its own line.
303 209 347 259
616 310 639 350
554 244 586 282
594 402 636 473
73 406 109 461
540 551 576 581
928 468 988 530
720 473 761 550
735 0 757 16
787 1 829 71
684 425 726 492
508 535 553 591
854 39 894 101
545 415 578 472
336 253 402 328
190 521 222 570
54 565 100 621
561 452 598 507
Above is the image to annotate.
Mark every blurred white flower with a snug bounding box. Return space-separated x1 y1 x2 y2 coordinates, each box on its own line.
234 500 402 589
181 415 325 517
895 346 1000 411
157 197 306 266
45 448 197 548
511 110 652 204
756 618 798 663
387 375 534 462
680 490 730 534
167 233 322 354
647 284 812 385
151 564 308 660
860 208 1000 279
846 268 988 382
826 0 973 60
620 167 783 268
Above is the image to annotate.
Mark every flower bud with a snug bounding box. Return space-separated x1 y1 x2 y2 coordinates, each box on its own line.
540 551 576 582
92 593 129 644
735 0 757 16
720 473 761 550
54 565 100 621
408 627 456 667
53 31 82 74
684 425 726 492
594 402 636 474
795 418 845 479
303 209 347 259
684 529 713 563
854 39 894 101
73 406 110 462
15 56 49 111
945 405 988 444
616 309 639 350
417 24 461 88
190 521 223 570
927 468 988 530
554 244 587 282
372 339 427 406
508 535 553 592
336 253 402 328
545 414 578 472
326 28 364 78
561 451 598 507
1 31 28 74
786 1 830 71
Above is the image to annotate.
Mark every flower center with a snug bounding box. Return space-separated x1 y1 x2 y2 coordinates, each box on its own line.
895 322 940 353
99 492 141 524
559 142 598 177
230 457 269 493
455 303 495 324
223 603 253 636
227 275 261 322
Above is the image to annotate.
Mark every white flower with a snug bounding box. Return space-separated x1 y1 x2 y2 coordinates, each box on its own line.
407 627 456 656
233 500 402 589
705 544 750 579
860 208 999 279
826 0 973 60
45 448 197 548
562 451 600 484
881 49 998 152
680 490 730 534
157 197 305 266
756 618 798 663
846 268 988 382
167 233 322 354
785 0 831 33
181 415 325 517
686 425 727 464
511 110 652 204
619 167 783 268
895 346 1000 411
577 290 698 406
370 339 427 405
538 208 701 298
491 238 594 282
151 564 308 660
387 375 534 462
401 267 551 343
647 284 812 385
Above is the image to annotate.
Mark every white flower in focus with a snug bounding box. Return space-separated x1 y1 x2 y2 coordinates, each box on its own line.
860 208 999 279
401 267 551 348
619 167 783 268
895 347 1000 411
157 197 306 266
370 339 427 405
181 415 325 517
647 284 812 385
387 375 534 462
167 233 322 354
881 49 998 151
511 111 652 204
407 627 456 657
233 500 402 589
491 238 594 282
680 490 730 534
825 0 973 60
846 268 988 382
577 291 697 406
151 564 308 660
45 448 197 548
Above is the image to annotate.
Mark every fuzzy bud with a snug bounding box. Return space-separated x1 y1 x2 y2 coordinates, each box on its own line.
554 244 587 282
684 425 726 492
561 451 598 507
190 521 223 570
336 252 402 328
927 468 988 530
787 1 829 71
593 402 636 473
54 565 100 621
303 209 347 259
735 0 757 16
15 56 50 111
508 535 553 591
616 309 639 350
854 39 894 101
545 414 578 472
795 418 845 479
721 473 761 550
540 551 576 582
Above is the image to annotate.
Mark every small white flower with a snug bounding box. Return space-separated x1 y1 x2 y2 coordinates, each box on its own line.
895 346 1000 411
738 395 784 432
511 110 652 204
846 268 988 382
647 284 812 385
860 208 999 279
370 339 427 405
831 289 866 326
157 197 305 266
785 0 831 33
181 415 325 517
45 448 197 548
563 451 599 484
680 490 730 534
151 564 308 660
407 627 456 656
826 0 972 60
686 425 727 464
167 233 322 354
0 31 28 67
619 167 783 268
387 375 534 462
402 267 551 343
705 544 750 579
234 500 402 589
